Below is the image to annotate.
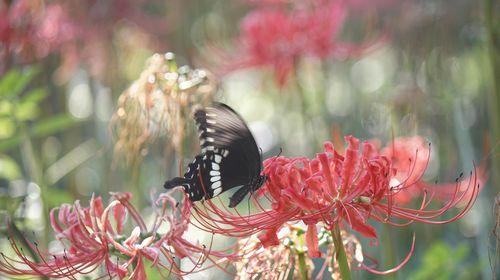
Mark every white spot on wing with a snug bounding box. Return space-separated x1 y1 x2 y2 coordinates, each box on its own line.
210 170 220 176
212 163 220 170
206 137 214 142
212 181 222 189
214 154 222 163
207 119 216 124
213 187 222 196
207 128 215 133
210 176 221 182
222 150 229 157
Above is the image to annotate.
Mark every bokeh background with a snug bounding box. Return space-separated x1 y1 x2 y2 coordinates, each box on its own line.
0 0 498 279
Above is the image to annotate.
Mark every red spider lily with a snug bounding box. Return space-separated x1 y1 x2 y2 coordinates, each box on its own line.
188 135 480 272
225 0 365 86
0 190 225 279
379 136 487 205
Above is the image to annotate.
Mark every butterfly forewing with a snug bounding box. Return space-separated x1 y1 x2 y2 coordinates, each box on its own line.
194 103 262 178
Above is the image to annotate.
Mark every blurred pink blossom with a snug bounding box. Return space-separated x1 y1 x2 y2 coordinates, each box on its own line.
225 0 368 86
0 0 168 78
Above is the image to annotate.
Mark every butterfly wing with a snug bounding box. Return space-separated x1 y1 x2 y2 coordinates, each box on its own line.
193 103 262 195
164 103 263 204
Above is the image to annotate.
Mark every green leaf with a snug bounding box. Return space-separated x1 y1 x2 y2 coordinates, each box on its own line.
0 155 21 180
15 101 39 121
32 114 79 136
21 88 48 104
0 101 13 116
0 114 83 152
0 70 21 98
0 118 16 139
0 68 38 98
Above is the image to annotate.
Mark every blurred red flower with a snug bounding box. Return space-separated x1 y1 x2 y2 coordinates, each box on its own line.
380 136 487 205
226 0 367 86
0 0 168 79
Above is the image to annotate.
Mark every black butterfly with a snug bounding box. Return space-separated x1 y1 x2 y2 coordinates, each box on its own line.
164 103 266 208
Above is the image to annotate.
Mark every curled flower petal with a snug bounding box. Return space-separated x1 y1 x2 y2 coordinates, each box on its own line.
306 224 321 258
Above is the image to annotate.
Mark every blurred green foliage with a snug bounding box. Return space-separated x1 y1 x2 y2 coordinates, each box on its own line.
409 241 481 280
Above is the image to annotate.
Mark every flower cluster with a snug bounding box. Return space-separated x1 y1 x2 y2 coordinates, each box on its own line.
190 135 480 272
0 190 221 279
110 53 215 165
258 135 478 242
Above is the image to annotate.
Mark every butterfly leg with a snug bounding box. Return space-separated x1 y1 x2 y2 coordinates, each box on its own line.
228 185 251 208
164 177 190 189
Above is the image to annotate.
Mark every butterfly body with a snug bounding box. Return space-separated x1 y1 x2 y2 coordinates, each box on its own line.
164 103 266 207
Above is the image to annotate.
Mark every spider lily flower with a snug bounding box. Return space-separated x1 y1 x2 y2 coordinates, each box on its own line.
0 190 217 279
223 0 366 86
380 136 487 205
258 135 479 239
190 135 480 272
110 53 215 164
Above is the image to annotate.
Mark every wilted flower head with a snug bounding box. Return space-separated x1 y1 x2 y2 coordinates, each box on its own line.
110 53 216 165
235 223 365 280
0 190 219 279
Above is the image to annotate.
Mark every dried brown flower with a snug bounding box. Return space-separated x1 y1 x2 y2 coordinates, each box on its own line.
110 52 216 165
234 223 364 280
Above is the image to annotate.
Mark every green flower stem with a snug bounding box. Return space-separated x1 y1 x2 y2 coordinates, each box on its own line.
383 224 397 280
331 225 352 280
19 125 49 248
484 0 500 193
297 251 309 280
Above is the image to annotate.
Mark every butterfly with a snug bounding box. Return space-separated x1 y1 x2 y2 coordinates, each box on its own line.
164 103 267 208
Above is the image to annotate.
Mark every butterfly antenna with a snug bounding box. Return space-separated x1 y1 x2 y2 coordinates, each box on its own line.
267 147 283 167
247 191 252 218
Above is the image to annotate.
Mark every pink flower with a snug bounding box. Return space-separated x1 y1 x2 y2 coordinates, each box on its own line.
225 0 362 86
0 190 219 279
380 136 487 205
0 0 168 77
